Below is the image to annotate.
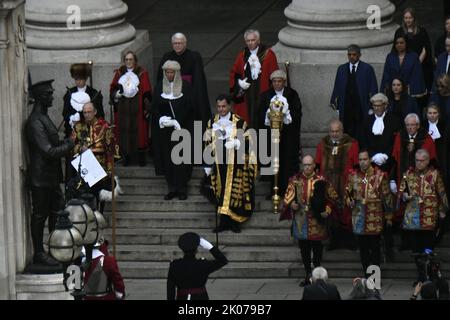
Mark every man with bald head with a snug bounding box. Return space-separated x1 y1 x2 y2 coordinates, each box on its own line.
280 155 338 286
157 32 211 127
316 119 359 250
71 102 119 202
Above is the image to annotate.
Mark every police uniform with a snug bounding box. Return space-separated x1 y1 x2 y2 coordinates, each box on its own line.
167 233 228 300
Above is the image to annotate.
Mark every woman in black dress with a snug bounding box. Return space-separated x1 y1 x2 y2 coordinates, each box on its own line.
394 7 433 109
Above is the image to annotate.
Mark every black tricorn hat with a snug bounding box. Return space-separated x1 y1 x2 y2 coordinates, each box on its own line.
178 232 200 252
70 63 91 80
30 79 54 99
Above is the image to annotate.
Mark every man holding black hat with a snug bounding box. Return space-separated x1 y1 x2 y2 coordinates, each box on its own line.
62 63 105 138
25 79 75 267
167 232 228 300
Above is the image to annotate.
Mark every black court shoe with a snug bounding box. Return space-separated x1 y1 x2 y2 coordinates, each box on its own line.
164 192 177 200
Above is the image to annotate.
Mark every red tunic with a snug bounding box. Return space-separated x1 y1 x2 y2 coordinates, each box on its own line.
229 46 278 124
83 254 125 300
391 130 436 184
110 65 152 149
315 135 359 230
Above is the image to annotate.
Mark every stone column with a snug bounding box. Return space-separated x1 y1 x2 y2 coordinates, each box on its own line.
272 0 398 152
0 0 30 300
25 0 153 125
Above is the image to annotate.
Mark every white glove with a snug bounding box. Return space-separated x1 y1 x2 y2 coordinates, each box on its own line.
159 116 172 128
199 238 213 250
282 106 292 125
264 109 270 126
238 78 251 90
402 192 411 202
69 113 80 128
169 119 181 130
225 139 241 150
389 180 397 194
372 153 388 166
204 167 212 176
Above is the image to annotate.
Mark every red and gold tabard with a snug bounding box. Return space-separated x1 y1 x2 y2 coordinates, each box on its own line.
345 166 393 235
400 167 449 231
71 118 120 173
280 173 338 241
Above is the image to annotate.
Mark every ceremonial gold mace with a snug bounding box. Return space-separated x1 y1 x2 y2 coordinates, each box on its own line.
268 98 285 214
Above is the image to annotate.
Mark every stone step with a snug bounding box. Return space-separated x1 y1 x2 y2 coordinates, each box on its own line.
120 178 271 195
103 228 294 246
117 261 439 279
104 211 289 229
115 166 205 179
113 244 450 263
105 195 274 212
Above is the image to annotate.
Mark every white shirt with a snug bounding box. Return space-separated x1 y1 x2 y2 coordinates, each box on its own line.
409 133 417 140
77 85 87 92
372 112 386 135
275 88 284 97
349 61 360 73
220 112 231 121
446 55 450 73
250 47 259 55
127 67 134 73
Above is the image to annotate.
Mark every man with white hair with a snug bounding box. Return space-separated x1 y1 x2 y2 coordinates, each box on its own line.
258 69 303 197
157 33 211 127
360 93 400 173
399 149 448 282
302 267 341 300
391 113 436 251
230 29 278 128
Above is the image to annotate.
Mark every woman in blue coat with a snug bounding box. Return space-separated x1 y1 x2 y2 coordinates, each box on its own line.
380 34 426 98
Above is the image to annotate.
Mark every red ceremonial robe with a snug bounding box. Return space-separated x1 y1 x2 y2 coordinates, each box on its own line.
110 65 152 150
229 45 278 126
315 134 359 229
391 128 437 184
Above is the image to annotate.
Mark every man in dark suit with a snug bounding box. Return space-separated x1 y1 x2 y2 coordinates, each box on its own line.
302 267 341 300
330 44 378 144
167 232 228 300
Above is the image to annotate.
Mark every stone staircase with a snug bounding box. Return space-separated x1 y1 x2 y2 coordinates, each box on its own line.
103 165 450 281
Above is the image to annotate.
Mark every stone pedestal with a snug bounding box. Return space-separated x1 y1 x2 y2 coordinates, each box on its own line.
272 0 398 149
0 0 30 300
25 0 153 125
15 274 72 300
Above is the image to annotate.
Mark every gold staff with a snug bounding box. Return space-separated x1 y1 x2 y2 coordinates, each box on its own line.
268 97 285 214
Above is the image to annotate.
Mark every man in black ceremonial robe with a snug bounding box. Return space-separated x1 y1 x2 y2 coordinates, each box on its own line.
259 69 302 197
157 32 211 128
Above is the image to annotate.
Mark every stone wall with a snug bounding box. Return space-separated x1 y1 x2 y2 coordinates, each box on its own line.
0 0 31 300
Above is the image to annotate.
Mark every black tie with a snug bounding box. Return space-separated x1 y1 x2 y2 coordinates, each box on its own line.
352 64 356 74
